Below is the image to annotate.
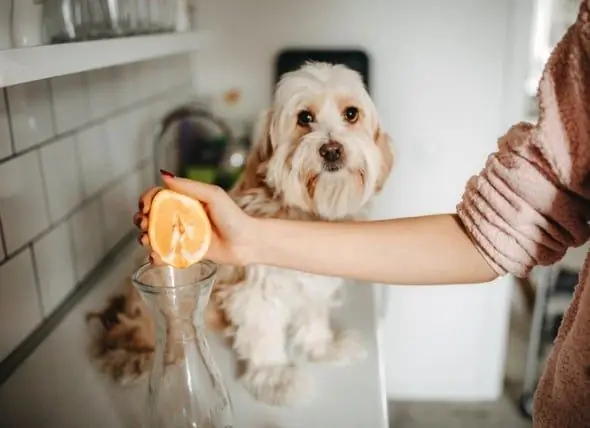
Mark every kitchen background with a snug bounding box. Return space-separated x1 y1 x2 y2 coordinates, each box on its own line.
0 0 585 427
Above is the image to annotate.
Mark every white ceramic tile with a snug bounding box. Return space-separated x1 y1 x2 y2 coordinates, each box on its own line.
136 61 158 100
134 105 157 162
0 249 42 361
124 169 142 210
77 124 111 196
101 180 133 250
170 55 192 87
121 63 140 105
6 81 55 152
0 0 11 50
50 73 89 134
140 159 155 191
69 200 105 281
105 113 139 179
40 136 84 222
33 222 76 315
85 68 121 121
112 65 135 109
0 90 12 160
0 152 50 254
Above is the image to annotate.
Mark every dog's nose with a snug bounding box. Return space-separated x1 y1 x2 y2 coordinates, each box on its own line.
319 142 343 162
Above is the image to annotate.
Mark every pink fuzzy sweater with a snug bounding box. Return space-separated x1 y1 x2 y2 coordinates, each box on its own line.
457 2 590 426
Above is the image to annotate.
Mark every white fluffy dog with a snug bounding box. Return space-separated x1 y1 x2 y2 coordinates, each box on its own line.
208 61 394 406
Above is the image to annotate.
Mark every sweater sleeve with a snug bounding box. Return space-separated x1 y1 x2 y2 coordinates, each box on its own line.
457 1 590 278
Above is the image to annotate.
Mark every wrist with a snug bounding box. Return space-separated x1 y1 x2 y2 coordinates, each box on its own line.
239 217 269 265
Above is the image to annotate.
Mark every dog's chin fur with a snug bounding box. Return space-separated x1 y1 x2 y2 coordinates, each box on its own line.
211 62 394 406
85 61 394 406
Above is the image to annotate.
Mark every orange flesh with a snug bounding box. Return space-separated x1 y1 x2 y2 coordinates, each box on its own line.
148 189 211 268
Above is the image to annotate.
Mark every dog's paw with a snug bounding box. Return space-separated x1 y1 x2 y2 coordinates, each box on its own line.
313 330 367 366
240 364 313 407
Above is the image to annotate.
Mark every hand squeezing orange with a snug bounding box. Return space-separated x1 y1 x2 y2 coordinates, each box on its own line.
147 189 212 268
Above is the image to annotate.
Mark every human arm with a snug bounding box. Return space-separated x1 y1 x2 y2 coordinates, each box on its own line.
146 176 496 285
251 214 497 284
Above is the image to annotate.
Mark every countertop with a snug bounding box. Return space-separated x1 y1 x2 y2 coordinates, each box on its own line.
0 243 388 428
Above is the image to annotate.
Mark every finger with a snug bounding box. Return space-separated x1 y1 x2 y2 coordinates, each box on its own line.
148 251 165 266
137 233 150 247
133 212 148 230
160 172 226 205
139 187 163 214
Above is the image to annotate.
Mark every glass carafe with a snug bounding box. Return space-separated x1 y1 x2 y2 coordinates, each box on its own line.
132 261 233 428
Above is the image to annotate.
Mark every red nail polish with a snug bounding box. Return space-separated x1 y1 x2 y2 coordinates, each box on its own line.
160 169 175 178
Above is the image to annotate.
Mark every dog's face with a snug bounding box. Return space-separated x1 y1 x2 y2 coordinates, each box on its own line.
243 62 393 220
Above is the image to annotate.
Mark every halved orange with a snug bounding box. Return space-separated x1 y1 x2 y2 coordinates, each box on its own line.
148 189 212 269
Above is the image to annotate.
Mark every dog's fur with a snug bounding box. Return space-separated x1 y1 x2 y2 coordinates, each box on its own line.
86 62 393 404
208 62 394 405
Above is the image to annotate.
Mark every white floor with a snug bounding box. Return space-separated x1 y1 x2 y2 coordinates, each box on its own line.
388 290 534 428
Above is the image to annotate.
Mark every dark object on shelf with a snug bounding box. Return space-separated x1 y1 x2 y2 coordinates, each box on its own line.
154 103 247 191
275 48 370 92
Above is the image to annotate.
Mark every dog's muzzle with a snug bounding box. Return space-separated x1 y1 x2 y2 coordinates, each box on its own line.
319 141 344 172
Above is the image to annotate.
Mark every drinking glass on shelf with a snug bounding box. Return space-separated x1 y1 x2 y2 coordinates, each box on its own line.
85 0 111 39
134 0 151 34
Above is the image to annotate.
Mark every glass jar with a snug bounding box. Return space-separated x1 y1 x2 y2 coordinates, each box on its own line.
132 261 234 428
84 0 111 39
134 0 151 33
12 0 45 47
105 0 134 36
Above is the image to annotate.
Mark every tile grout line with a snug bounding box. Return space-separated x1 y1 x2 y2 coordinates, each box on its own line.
28 243 46 318
35 149 53 232
0 215 8 259
45 79 58 140
2 87 16 156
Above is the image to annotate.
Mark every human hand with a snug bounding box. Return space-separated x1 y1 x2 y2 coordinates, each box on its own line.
133 170 257 267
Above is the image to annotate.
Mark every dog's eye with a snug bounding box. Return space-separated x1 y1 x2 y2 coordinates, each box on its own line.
297 110 314 127
343 106 359 124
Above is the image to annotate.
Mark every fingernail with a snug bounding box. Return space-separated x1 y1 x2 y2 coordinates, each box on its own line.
160 169 175 178
138 200 144 211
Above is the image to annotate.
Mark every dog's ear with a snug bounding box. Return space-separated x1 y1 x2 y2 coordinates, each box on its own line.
374 127 394 192
233 109 273 192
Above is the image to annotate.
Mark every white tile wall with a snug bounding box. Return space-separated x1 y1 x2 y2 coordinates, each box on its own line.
77 124 111 196
0 53 194 363
0 91 12 160
40 135 85 222
85 68 121 121
33 222 76 315
0 249 42 362
6 80 55 152
101 179 132 250
0 151 50 254
50 74 89 134
70 199 105 282
105 114 136 180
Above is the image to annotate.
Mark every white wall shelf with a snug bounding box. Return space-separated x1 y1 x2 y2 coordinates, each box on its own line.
0 32 203 88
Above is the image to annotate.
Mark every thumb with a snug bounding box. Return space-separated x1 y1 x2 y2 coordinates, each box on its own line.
160 172 224 204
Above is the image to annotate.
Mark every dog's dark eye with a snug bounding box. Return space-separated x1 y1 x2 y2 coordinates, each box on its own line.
343 106 359 124
297 110 314 127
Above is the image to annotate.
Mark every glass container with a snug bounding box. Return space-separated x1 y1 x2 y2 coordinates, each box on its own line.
132 261 233 428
